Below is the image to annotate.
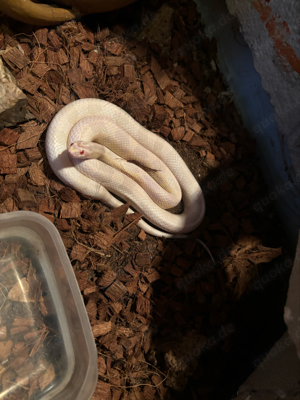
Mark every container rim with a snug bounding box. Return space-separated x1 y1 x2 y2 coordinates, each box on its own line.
0 210 98 400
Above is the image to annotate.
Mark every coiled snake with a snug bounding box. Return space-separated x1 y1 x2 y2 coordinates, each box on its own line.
45 98 206 240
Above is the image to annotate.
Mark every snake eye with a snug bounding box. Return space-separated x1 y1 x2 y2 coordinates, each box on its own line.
80 150 84 155
70 143 74 146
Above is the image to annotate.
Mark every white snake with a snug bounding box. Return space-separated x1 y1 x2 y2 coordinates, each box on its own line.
45 98 206 239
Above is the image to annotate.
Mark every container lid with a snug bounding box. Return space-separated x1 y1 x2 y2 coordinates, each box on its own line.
0 211 98 400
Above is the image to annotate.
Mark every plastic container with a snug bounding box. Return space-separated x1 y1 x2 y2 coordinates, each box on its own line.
0 211 98 400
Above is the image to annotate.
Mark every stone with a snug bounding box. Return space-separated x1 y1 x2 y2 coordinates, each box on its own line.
0 57 28 129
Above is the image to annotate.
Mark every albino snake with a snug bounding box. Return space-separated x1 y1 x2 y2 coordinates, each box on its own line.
45 98 207 242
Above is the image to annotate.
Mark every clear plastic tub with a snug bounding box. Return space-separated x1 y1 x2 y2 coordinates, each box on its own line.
0 211 98 400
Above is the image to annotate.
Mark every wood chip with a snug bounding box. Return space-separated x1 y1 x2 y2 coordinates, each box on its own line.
136 294 151 316
188 136 210 148
2 47 30 69
0 154 17 174
105 280 127 302
18 73 41 94
160 126 171 137
72 83 97 99
104 56 126 66
60 202 81 218
138 230 147 241
0 128 20 146
58 187 80 202
16 122 46 150
28 163 47 186
104 41 123 55
98 270 117 288
70 243 88 262
123 64 136 82
171 126 185 141
56 219 72 231
154 69 172 90
142 72 157 105
92 321 112 337
136 253 151 267
80 52 94 79
92 381 111 400
24 147 42 161
16 189 38 209
165 91 184 110
48 30 62 50
182 129 194 142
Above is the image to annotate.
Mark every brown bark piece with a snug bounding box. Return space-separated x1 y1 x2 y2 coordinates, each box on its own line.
182 129 194 142
171 126 185 141
160 126 171 138
35 28 48 46
2 47 30 69
82 43 95 52
67 68 85 84
105 280 127 302
0 154 17 174
142 72 157 105
104 57 126 66
165 91 184 110
104 41 123 55
28 163 47 186
124 263 139 278
150 56 161 76
56 219 72 231
18 73 41 94
70 243 87 262
16 123 46 150
72 83 97 99
136 294 151 316
97 356 106 375
48 30 62 50
80 53 94 79
57 49 69 65
136 253 151 267
16 189 38 208
154 69 172 90
24 147 42 161
98 270 117 288
146 270 160 283
138 230 147 241
70 46 81 68
111 203 130 218
188 136 210 148
123 64 136 82
58 187 80 202
92 321 112 337
152 105 166 130
60 86 72 104
92 381 111 400
31 63 50 78
60 202 81 218
0 128 20 146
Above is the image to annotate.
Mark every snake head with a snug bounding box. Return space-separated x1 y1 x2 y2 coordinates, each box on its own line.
68 141 92 159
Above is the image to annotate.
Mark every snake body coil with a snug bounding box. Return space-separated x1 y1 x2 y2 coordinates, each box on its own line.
45 98 205 238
